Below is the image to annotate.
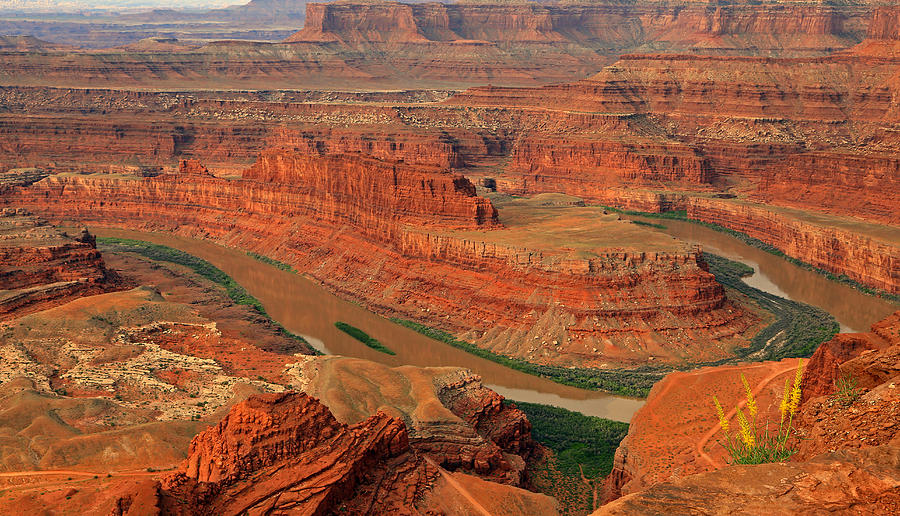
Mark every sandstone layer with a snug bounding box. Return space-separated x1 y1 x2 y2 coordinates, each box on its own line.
0 209 110 319
0 1 882 90
0 152 759 369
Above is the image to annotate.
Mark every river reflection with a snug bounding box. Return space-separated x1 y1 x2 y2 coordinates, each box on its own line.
630 217 898 333
94 227 645 422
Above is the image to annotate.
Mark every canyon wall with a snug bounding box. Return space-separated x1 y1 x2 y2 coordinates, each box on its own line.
0 1 881 90
0 209 110 319
292 1 870 51
0 151 756 369
685 198 899 294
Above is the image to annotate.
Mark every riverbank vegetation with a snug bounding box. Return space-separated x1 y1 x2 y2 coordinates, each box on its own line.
602 205 899 303
334 321 396 355
704 253 838 360
246 251 297 273
390 318 663 397
97 237 318 354
509 400 628 514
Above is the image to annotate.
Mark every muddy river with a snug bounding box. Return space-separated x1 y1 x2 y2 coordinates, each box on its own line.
94 228 645 422
93 220 897 422
628 217 898 334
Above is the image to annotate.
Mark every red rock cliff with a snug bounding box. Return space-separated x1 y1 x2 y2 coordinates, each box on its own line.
0 149 756 369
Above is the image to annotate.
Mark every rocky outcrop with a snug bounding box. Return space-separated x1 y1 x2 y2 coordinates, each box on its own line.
111 390 555 515
0 149 756 369
509 138 715 195
115 392 432 515
801 310 900 401
0 209 109 319
597 444 900 515
242 148 497 229
602 311 900 509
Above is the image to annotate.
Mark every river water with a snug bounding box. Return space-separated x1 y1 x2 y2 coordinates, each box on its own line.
629 217 898 333
93 221 897 422
94 228 645 422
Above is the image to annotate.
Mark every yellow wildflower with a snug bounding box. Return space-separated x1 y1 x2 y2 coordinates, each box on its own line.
737 408 755 448
741 373 757 419
713 396 729 433
779 376 791 424
789 359 804 416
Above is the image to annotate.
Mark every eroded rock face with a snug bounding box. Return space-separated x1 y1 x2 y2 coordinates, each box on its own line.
115 392 429 515
597 444 900 515
685 198 900 294
111 390 554 515
601 311 900 512
0 209 110 319
1 150 754 369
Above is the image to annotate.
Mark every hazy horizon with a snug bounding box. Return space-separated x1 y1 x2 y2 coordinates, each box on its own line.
0 0 242 11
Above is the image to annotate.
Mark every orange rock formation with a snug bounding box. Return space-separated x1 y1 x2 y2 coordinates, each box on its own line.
0 149 759 369
0 209 110 319
602 310 900 508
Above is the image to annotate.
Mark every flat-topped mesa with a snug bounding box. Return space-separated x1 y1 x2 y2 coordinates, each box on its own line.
242 147 499 229
289 1 871 49
0 209 109 319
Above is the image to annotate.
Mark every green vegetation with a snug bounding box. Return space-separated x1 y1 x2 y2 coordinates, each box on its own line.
631 219 666 229
334 321 396 355
704 253 839 360
510 400 628 515
833 371 863 406
509 400 628 478
601 205 899 303
713 363 804 465
246 251 297 273
98 237 320 355
391 318 664 397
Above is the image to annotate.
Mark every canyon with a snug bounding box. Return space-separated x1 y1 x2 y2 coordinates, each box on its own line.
0 221 553 514
0 155 760 372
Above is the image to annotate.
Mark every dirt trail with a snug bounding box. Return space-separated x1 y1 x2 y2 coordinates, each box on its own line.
424 457 493 516
696 359 801 468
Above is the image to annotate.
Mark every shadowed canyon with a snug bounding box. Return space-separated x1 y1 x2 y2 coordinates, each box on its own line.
0 1 898 515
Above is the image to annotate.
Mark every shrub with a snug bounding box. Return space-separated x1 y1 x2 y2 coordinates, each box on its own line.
334 321 396 355
833 372 862 405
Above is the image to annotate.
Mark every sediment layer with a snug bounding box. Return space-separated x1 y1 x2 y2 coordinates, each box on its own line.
0 151 755 368
0 209 109 319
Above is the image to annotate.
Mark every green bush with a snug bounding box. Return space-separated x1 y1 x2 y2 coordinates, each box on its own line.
508 400 628 477
334 321 396 355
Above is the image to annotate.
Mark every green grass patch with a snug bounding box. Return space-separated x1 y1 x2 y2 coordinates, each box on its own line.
631 219 666 229
508 400 628 478
246 251 297 273
390 318 663 397
98 237 320 355
334 321 396 355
